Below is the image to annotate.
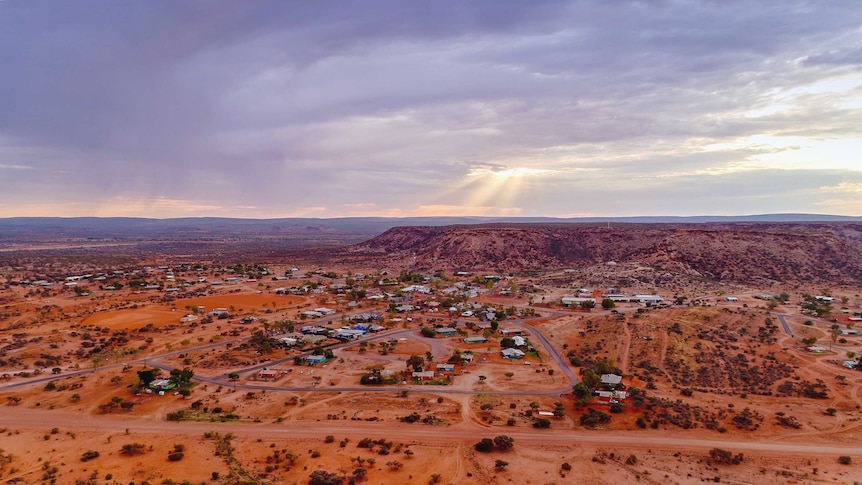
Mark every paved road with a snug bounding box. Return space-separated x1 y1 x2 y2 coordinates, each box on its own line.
775 313 795 338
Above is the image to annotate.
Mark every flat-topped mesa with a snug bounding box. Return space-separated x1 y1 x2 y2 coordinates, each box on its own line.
348 223 862 286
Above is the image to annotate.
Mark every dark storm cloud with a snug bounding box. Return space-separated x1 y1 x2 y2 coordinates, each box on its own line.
0 0 860 216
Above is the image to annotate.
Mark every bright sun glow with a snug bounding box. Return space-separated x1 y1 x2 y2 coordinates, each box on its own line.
468 166 554 179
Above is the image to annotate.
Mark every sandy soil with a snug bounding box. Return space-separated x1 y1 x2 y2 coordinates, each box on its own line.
2 267 862 484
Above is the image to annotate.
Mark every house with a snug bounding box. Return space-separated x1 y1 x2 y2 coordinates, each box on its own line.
333 329 365 341
301 325 329 335
464 336 487 344
499 328 523 336
512 336 526 347
278 337 298 347
412 371 436 380
561 297 596 307
149 378 174 391
436 363 455 372
302 334 327 345
501 348 525 359
314 307 336 315
401 285 432 294
601 374 623 388
180 314 198 323
461 352 474 362
208 308 229 317
806 346 827 353
301 310 324 319
435 327 457 336
633 294 663 304
305 355 327 364
595 390 628 401
395 305 416 313
724 297 739 302
257 369 279 380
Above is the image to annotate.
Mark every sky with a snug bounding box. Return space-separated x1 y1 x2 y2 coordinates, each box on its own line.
1 0 861 219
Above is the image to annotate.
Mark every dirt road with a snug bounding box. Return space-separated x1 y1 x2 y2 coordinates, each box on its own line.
1 406 860 458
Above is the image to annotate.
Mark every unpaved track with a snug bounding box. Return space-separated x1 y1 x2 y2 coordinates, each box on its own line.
1 407 860 458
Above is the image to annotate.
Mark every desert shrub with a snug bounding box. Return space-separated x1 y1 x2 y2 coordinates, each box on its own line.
80 450 100 462
493 435 514 450
167 451 184 461
838 456 852 465
580 409 611 428
474 438 494 452
708 448 743 465
121 443 147 456
308 469 344 485
399 413 421 423
324 435 335 443
533 418 551 428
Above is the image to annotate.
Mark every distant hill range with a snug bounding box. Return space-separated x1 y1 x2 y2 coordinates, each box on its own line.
1 214 859 241
2 215 862 286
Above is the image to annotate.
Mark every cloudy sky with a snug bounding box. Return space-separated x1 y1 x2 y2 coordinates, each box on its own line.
1 1 861 218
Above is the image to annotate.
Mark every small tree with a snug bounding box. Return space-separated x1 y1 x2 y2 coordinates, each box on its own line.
406 355 425 372
493 435 514 450
494 459 509 470
474 438 494 452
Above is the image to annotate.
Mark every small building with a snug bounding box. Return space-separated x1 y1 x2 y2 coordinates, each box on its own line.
464 336 487 344
278 337 298 347
305 355 327 364
501 348 525 359
412 371 436 380
436 363 455 372
561 297 596 307
257 369 279 381
149 378 174 391
302 334 327 345
499 328 523 336
601 374 623 388
633 294 663 304
461 352 474 362
724 297 738 302
333 329 365 341
596 390 628 401
208 308 229 317
806 346 827 353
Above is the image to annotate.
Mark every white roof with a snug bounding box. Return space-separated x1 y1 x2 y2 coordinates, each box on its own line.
601 374 622 385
